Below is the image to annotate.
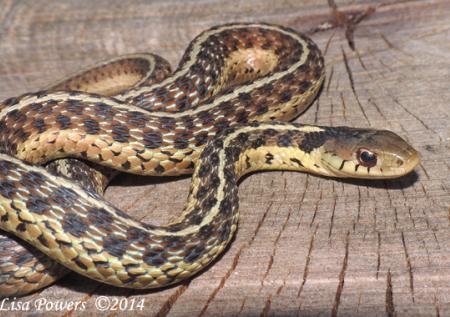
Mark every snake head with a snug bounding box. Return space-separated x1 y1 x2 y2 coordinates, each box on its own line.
320 127 420 179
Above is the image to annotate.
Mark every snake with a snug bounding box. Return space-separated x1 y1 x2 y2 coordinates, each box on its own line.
0 23 420 297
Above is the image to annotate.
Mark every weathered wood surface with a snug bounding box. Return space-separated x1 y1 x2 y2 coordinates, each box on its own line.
0 0 449 316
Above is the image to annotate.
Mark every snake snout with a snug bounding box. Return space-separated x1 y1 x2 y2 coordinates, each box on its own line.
321 128 420 179
375 130 420 177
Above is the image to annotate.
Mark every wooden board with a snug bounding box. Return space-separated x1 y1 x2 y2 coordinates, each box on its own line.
0 0 449 316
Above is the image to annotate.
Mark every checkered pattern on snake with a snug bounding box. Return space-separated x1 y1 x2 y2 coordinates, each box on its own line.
0 23 419 296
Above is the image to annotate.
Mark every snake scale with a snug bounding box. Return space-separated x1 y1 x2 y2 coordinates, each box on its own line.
0 23 419 297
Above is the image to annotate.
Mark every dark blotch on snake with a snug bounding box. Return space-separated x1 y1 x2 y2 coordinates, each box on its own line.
0 181 17 199
103 235 129 258
94 102 115 119
184 245 205 263
73 257 88 271
125 111 146 128
142 247 166 267
298 131 328 153
50 187 78 208
251 137 266 149
26 196 50 214
20 171 47 187
159 116 176 131
62 213 88 238
126 227 147 245
194 132 209 146
277 134 292 147
0 161 17 175
112 123 130 143
143 131 163 149
13 128 30 142
84 118 100 135
66 100 84 115
196 187 208 200
87 207 113 233
32 118 47 133
56 114 72 130
154 164 165 174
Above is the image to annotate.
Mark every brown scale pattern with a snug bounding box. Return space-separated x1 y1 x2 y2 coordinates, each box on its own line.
121 24 317 112
0 123 306 287
0 38 323 175
0 23 326 294
0 54 173 297
49 54 172 96
0 72 321 176
0 121 409 288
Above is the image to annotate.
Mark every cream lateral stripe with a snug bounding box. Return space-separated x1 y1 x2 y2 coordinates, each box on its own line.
0 125 325 238
0 24 310 120
187 124 324 235
0 153 151 234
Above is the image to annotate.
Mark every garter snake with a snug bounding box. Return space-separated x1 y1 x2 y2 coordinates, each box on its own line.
0 23 420 296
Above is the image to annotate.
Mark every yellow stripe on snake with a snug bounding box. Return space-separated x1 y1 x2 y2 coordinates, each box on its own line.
0 23 419 297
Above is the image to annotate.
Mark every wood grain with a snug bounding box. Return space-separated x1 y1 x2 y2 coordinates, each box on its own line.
0 0 449 316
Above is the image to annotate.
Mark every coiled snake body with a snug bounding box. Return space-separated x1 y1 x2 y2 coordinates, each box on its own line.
0 23 419 296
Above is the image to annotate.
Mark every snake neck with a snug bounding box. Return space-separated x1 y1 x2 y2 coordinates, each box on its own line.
172 122 332 230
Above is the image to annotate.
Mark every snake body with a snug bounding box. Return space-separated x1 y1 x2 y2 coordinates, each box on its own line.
0 23 419 296
0 53 172 297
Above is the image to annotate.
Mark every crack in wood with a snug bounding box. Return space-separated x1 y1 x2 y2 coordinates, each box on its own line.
355 49 368 71
379 32 414 58
326 66 334 93
313 99 320 124
386 269 395 317
400 231 415 303
376 231 381 280
296 175 309 230
198 245 245 317
236 298 247 316
367 97 388 121
331 230 350 317
323 30 337 56
328 196 337 239
250 201 274 244
155 282 190 317
297 224 319 300
391 97 443 143
260 208 292 288
309 191 321 227
339 92 347 122
341 47 370 124
276 280 285 295
260 294 272 317
419 163 431 180
434 294 441 317
261 255 274 288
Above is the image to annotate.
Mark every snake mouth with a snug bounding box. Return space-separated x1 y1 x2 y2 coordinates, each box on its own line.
323 152 420 179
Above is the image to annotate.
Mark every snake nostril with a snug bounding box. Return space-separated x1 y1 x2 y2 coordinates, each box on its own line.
396 159 403 166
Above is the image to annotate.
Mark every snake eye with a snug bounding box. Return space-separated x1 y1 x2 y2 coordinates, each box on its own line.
357 148 377 167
